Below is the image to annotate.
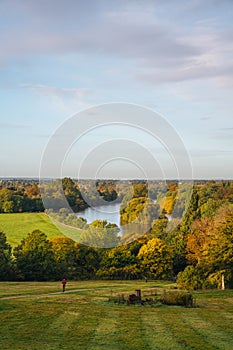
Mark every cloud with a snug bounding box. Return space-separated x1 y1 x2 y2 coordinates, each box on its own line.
138 24 233 84
0 0 233 85
190 149 233 157
200 116 212 120
211 131 233 141
21 84 91 99
0 6 198 63
20 84 93 112
209 127 233 141
0 122 31 129
219 127 233 131
140 62 233 84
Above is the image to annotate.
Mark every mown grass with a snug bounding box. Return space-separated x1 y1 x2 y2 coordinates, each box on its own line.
0 280 233 350
0 213 82 246
0 280 173 298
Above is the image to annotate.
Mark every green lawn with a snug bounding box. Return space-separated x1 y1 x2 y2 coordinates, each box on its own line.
0 281 233 350
0 213 82 246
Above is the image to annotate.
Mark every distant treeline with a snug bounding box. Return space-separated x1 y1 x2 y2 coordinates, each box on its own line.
0 178 122 213
1 177 232 215
0 185 43 213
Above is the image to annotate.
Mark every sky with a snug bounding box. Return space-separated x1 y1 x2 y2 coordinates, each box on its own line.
0 0 233 179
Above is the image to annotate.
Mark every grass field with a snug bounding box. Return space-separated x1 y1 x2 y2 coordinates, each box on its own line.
0 213 82 247
0 280 233 350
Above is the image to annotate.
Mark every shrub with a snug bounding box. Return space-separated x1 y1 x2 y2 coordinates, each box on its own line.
177 265 205 290
161 290 193 307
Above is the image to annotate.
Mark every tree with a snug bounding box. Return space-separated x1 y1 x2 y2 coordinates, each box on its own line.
14 230 56 281
96 180 118 202
97 243 142 279
169 230 187 275
2 201 14 213
120 197 159 227
183 204 233 289
50 236 77 279
0 188 15 213
199 198 222 219
138 238 173 279
133 183 148 198
24 185 40 199
203 205 233 288
0 188 12 212
62 177 87 211
0 232 14 280
186 218 213 266
177 265 205 290
180 188 199 235
79 220 120 248
151 215 168 239
73 243 101 279
50 236 100 279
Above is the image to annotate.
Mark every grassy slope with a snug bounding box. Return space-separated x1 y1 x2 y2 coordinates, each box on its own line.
0 213 82 246
0 281 233 350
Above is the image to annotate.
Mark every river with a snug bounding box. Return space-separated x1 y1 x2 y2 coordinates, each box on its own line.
77 202 172 236
77 203 121 226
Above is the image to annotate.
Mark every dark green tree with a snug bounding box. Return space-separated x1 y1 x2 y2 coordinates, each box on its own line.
177 265 205 290
151 215 168 239
14 230 56 281
62 177 87 211
180 188 199 235
74 243 101 279
97 243 142 280
96 180 118 202
0 232 14 280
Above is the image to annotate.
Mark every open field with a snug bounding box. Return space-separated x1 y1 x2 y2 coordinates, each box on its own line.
0 281 233 350
0 213 82 246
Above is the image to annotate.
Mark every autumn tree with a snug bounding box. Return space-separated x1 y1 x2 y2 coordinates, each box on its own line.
182 204 233 289
24 185 40 199
138 238 173 279
203 205 233 288
186 218 213 266
120 197 159 227
50 236 78 279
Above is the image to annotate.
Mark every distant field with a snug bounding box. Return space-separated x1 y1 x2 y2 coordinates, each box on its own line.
0 213 82 246
0 280 233 350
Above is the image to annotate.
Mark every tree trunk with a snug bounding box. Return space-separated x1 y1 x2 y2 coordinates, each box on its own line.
221 273 225 290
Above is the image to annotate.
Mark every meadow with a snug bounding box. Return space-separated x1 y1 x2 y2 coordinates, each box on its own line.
0 213 81 246
0 280 233 350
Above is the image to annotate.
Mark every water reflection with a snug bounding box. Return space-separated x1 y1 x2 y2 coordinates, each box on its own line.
77 203 151 238
77 203 121 226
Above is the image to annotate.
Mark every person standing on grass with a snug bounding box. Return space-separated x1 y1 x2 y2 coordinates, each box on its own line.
62 278 67 292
